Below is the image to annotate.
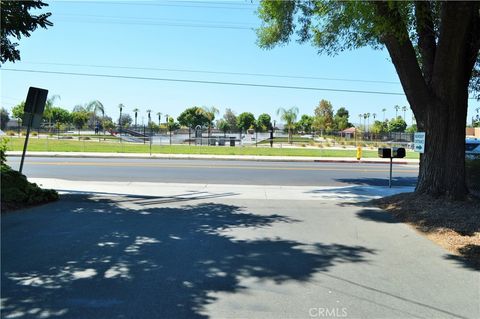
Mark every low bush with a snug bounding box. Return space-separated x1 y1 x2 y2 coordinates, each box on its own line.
1 138 58 211
6 131 16 136
1 166 59 211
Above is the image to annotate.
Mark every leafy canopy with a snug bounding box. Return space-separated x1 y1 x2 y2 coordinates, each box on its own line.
177 107 210 128
1 0 53 63
237 112 256 131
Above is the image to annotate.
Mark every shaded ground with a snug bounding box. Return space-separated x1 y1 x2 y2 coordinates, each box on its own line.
1 194 372 318
371 193 480 269
2 191 478 318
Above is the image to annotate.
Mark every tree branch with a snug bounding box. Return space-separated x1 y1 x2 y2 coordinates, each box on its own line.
415 1 436 85
432 2 477 94
374 2 431 118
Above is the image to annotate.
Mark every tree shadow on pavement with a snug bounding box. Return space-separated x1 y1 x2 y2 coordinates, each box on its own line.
335 177 417 187
1 194 375 319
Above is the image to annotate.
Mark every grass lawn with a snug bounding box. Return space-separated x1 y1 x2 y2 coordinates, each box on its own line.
6 137 420 159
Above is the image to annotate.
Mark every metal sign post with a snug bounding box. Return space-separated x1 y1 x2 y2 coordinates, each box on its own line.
389 157 393 188
19 87 48 174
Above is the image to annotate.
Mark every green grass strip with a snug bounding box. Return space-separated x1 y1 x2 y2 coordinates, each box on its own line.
5 137 420 159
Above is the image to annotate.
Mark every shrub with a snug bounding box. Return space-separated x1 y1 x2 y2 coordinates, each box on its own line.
1 165 58 211
6 130 16 136
0 137 8 166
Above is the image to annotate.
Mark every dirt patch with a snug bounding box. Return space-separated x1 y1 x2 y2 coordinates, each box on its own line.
371 193 480 268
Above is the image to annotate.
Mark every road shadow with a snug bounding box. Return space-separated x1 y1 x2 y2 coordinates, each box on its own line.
1 194 375 319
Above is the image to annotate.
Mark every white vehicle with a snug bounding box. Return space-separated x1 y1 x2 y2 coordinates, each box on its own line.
466 138 480 159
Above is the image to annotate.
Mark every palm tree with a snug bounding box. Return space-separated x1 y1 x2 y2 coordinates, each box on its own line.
87 100 104 131
146 109 152 125
133 108 139 129
196 106 219 138
382 108 387 121
373 113 377 120
156 112 162 126
118 104 124 132
366 113 371 133
402 105 407 120
358 114 363 129
45 95 60 132
276 106 299 144
394 105 400 118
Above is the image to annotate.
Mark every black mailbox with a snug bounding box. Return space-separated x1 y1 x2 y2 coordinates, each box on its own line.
378 148 391 158
392 147 406 158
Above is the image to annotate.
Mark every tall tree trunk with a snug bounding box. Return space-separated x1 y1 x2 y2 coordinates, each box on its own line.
415 96 468 199
374 1 479 200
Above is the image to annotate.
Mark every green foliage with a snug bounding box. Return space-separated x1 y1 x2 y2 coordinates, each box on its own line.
11 102 24 120
223 108 238 131
276 107 298 143
257 113 272 132
167 117 180 131
71 111 89 129
371 120 388 134
313 99 334 133
0 0 53 63
48 106 71 124
406 124 418 133
333 107 351 131
0 137 9 166
1 165 58 211
102 119 115 131
0 107 10 129
217 119 230 134
388 116 407 133
119 114 132 128
296 114 313 133
237 112 256 132
177 107 210 128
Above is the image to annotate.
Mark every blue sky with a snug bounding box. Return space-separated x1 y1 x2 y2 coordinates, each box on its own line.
1 0 479 126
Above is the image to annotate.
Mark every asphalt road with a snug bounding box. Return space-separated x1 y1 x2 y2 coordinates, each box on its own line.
8 157 418 187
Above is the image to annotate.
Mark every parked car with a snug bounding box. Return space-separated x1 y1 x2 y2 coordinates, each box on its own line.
466 138 480 159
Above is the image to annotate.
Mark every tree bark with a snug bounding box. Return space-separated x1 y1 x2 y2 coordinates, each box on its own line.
374 1 479 199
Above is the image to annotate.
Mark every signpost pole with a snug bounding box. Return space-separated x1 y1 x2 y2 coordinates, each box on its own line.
19 114 33 174
389 157 393 188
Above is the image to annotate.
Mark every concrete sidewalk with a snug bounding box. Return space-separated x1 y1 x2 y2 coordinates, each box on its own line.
1 180 477 319
6 151 420 165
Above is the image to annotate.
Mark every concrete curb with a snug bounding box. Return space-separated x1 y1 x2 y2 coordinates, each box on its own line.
6 151 419 165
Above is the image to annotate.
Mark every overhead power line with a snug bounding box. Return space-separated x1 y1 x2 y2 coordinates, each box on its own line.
22 62 401 85
63 1 255 10
2 68 406 96
54 17 253 30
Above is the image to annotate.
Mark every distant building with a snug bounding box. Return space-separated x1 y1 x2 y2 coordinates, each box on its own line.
340 127 356 139
6 119 20 128
466 127 480 138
